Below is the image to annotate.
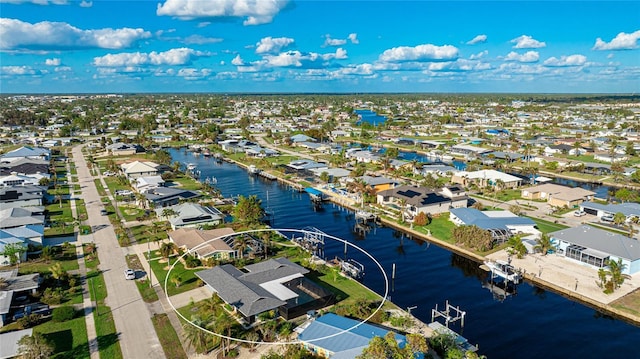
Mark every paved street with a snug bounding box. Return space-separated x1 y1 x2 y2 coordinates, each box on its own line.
72 145 165 359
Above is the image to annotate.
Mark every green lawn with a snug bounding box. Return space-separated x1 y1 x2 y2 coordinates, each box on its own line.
19 245 79 275
151 314 188 359
412 215 456 243
94 179 107 196
75 199 88 221
308 270 382 306
166 174 203 191
37 316 90 359
527 216 570 234
103 177 130 195
86 269 123 359
149 257 202 296
129 224 168 244
94 306 122 359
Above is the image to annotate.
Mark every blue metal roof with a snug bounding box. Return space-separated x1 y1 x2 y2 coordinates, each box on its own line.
450 208 535 230
298 313 407 355
305 187 322 196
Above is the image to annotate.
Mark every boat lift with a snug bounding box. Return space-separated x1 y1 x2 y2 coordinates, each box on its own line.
431 300 466 328
294 226 326 258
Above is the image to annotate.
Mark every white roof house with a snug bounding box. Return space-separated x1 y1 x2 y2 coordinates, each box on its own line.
452 169 523 189
120 161 160 179
133 176 165 192
0 146 50 163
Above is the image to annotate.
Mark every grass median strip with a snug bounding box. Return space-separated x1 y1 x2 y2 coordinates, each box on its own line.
152 314 188 359
87 269 123 359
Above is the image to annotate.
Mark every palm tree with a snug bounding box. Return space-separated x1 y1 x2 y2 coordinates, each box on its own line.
160 242 177 265
605 258 629 291
161 208 178 220
233 236 248 259
183 318 209 354
534 234 554 255
613 212 626 226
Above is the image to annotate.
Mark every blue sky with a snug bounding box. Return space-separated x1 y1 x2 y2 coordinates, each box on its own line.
1 0 639 93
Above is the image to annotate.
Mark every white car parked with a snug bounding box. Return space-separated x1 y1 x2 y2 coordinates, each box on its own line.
124 269 135 280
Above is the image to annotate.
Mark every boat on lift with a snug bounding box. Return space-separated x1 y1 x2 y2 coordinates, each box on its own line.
187 163 197 171
248 164 261 175
482 260 522 284
355 210 376 221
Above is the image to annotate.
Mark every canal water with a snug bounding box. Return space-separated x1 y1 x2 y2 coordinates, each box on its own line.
171 149 638 359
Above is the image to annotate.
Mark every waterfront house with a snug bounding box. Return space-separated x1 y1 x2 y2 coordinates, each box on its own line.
196 258 333 323
521 183 595 208
159 202 224 230
377 185 464 217
449 208 538 244
290 134 316 143
296 313 417 359
168 227 236 260
549 226 640 275
356 175 397 193
451 169 522 189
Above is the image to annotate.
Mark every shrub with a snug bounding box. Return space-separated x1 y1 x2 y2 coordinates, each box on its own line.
414 212 428 226
52 306 75 322
184 255 201 268
41 287 64 305
16 314 43 329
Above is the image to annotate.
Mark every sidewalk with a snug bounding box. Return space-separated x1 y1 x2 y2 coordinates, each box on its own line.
67 156 100 359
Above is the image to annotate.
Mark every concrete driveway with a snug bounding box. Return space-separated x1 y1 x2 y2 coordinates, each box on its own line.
71 145 165 359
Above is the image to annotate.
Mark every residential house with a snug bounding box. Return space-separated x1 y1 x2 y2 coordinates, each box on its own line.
297 313 418 359
451 169 522 189
356 175 397 193
121 161 161 179
0 186 46 210
106 143 144 156
0 328 33 354
142 187 201 208
0 146 50 163
0 158 49 177
0 173 47 187
0 270 40 327
168 227 236 260
580 202 640 221
196 258 333 323
550 226 640 275
377 185 466 218
521 184 595 208
593 153 628 163
449 208 538 244
133 176 165 192
159 202 224 230
0 207 45 238
290 134 316 143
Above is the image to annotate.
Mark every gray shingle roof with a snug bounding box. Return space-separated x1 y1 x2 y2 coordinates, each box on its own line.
550 225 640 261
196 258 307 318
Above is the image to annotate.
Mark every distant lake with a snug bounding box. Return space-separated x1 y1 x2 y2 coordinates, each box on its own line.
355 109 387 126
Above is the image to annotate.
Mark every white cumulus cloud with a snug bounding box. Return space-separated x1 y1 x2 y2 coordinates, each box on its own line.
323 35 346 47
469 50 488 60
79 0 92 7
45 58 61 66
466 34 487 45
93 48 209 67
1 65 38 76
156 0 288 25
379 44 459 62
255 36 294 54
231 54 245 66
593 30 640 50
348 33 359 44
0 18 151 50
510 35 546 49
504 51 539 63
543 54 587 67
